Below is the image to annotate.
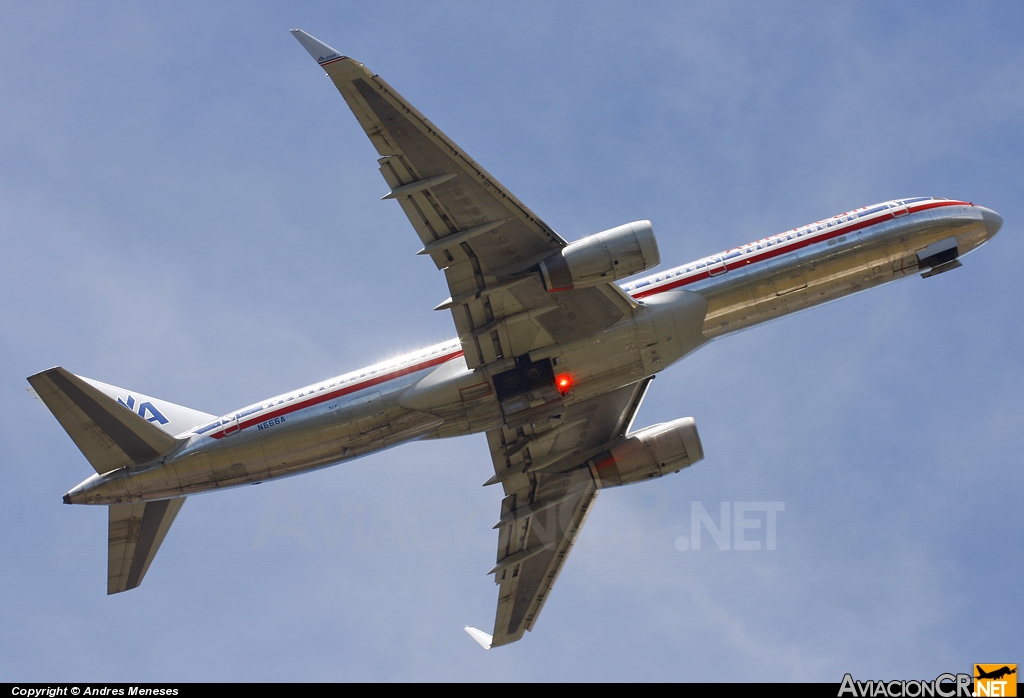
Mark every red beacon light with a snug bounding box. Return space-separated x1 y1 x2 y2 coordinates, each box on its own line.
555 373 573 395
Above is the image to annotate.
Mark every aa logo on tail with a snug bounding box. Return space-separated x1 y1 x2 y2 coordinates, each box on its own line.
117 394 169 425
975 664 1017 697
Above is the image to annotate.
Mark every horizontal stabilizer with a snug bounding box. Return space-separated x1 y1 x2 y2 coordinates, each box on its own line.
27 367 185 474
464 627 492 650
108 498 185 594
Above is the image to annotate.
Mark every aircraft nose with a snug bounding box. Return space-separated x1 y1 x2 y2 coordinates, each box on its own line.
978 206 1003 239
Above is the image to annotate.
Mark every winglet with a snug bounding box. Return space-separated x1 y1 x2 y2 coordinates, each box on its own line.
290 29 347 67
464 627 492 650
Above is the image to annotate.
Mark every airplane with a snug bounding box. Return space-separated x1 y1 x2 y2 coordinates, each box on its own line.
27 29 1003 649
976 666 1017 681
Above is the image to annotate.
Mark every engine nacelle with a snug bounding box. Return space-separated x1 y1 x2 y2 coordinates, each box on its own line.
589 417 704 488
539 220 660 292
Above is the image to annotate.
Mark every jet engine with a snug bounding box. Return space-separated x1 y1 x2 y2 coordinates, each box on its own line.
589 417 704 488
539 220 660 292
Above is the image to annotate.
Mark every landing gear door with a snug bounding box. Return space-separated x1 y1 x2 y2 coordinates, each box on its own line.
493 358 561 419
917 236 961 278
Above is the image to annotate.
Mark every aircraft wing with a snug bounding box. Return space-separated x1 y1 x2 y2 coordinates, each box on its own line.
292 30 637 369
483 378 652 646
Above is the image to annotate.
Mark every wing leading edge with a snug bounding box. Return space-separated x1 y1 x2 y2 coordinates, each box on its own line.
291 30 638 370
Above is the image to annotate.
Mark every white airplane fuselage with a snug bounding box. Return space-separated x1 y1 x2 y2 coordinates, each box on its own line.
63 197 1001 506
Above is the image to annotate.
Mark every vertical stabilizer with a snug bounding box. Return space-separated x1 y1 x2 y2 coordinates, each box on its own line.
27 367 191 474
80 376 215 438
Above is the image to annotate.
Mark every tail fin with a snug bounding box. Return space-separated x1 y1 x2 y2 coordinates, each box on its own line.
109 498 186 594
75 374 215 438
26 367 211 473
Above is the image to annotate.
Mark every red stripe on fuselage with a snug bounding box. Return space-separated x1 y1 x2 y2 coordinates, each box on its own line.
209 349 464 439
206 201 968 438
631 200 969 299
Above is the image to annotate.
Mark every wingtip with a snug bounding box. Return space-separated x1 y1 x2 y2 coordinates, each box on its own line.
289 28 347 66
464 626 492 650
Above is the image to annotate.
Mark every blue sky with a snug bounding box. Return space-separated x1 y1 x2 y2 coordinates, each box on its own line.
2 1 1021 682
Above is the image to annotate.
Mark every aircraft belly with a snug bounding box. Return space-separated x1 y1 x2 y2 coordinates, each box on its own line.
397 357 504 439
231 392 443 480
79 391 446 503
698 213 988 338
696 265 763 337
530 290 708 405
